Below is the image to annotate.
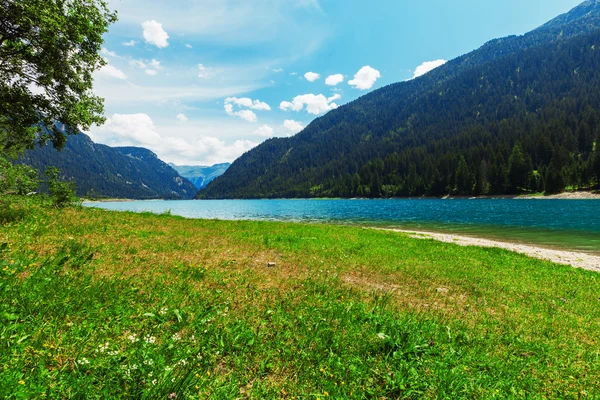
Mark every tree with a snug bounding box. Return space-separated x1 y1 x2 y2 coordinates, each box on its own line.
507 143 531 193
0 0 117 157
455 156 474 195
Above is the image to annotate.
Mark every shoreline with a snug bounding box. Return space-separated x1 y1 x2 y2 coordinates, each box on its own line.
384 228 600 273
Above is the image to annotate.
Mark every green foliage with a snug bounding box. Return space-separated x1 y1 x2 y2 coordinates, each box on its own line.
1 200 600 397
0 0 117 157
45 167 77 208
201 3 600 199
0 157 38 195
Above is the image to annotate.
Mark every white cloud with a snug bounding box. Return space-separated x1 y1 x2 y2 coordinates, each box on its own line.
273 68 284 73
122 40 137 47
101 114 162 145
142 20 169 48
149 59 161 69
101 47 118 57
224 103 257 122
185 44 193 48
280 93 340 115
304 72 320 82
325 74 344 86
225 97 271 111
290 72 298 76
412 59 447 79
283 119 304 134
97 64 127 80
254 124 274 137
176 113 188 121
224 97 270 122
97 113 258 165
145 69 158 76
198 63 212 78
130 60 147 69
348 66 381 90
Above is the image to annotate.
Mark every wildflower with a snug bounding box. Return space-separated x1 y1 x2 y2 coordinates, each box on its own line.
151 379 157 386
96 342 109 353
177 359 188 366
143 359 154 366
159 307 168 315
18 380 25 385
171 333 181 341
108 350 119 356
144 335 156 344
128 334 139 343
169 393 177 399
77 358 90 365
376 332 389 340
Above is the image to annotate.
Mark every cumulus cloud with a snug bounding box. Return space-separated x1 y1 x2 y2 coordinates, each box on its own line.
325 74 344 86
97 113 258 165
348 66 381 90
101 114 162 145
122 40 137 47
412 59 447 79
283 119 304 134
280 93 340 115
254 125 274 137
223 97 271 122
176 113 188 122
304 72 320 82
142 20 169 48
225 97 271 111
97 64 127 80
146 69 158 76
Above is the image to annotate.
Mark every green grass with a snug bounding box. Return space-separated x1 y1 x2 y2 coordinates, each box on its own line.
1 195 600 399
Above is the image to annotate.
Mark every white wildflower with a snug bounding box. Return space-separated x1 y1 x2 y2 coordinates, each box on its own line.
77 357 90 365
171 333 181 341
128 334 139 343
376 332 389 340
159 307 168 315
144 335 156 344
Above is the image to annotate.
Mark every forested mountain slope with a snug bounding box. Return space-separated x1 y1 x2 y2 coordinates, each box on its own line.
200 1 600 199
20 133 197 199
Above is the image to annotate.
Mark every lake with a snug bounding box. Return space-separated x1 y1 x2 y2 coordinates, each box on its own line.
84 199 600 254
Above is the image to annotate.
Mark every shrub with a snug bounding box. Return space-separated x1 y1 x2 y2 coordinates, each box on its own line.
45 167 78 208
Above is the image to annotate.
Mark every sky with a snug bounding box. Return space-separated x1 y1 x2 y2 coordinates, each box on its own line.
89 0 583 166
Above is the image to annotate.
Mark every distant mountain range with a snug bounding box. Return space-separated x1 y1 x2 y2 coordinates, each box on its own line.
169 163 230 189
20 133 198 199
200 1 600 199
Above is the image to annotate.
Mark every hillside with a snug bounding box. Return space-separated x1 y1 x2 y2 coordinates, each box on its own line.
169 163 230 189
200 1 600 199
19 133 198 199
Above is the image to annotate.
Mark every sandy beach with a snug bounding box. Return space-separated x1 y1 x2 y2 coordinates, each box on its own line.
384 228 600 273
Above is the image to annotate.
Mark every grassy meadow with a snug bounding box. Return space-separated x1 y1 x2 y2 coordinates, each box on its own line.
1 196 600 399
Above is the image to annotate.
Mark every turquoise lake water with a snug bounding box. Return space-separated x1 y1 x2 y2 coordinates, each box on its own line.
84 199 600 254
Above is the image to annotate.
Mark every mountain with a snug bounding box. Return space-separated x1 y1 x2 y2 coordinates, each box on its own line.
200 1 600 199
20 133 198 199
169 163 230 189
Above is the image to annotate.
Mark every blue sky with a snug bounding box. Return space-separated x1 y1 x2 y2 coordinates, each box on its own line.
90 0 582 165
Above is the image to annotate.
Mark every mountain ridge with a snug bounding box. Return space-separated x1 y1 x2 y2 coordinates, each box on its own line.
20 133 198 199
